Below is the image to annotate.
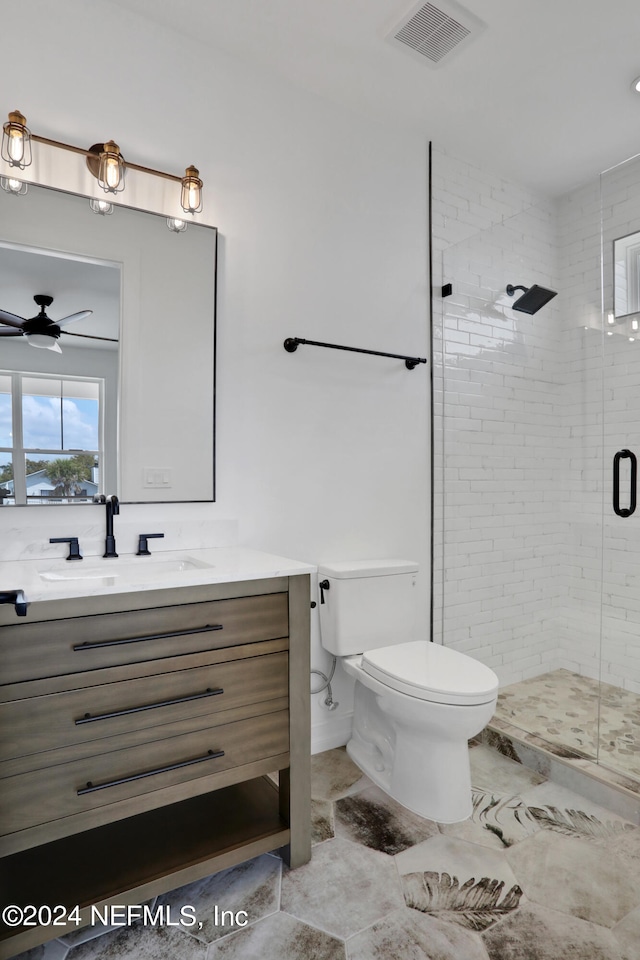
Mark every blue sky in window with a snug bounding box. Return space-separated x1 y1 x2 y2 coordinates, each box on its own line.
0 394 11 447
22 396 98 450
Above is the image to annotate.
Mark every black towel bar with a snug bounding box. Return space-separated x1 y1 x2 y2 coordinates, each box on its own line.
283 337 427 371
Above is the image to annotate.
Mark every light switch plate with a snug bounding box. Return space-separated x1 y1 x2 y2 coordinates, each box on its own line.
143 468 172 488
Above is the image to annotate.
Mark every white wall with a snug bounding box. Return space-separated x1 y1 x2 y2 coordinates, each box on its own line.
0 0 430 751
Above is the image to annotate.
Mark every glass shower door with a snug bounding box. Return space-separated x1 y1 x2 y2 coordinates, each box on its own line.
435 202 602 762
599 152 640 782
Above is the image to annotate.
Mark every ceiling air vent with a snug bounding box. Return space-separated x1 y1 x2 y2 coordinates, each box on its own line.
386 0 485 66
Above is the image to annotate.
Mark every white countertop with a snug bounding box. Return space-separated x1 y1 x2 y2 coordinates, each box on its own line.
2 547 316 607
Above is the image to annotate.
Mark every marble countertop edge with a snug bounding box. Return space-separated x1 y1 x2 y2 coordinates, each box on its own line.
0 546 316 607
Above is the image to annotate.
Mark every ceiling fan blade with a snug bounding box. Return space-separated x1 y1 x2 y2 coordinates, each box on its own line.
0 327 23 336
0 309 27 329
56 310 93 327
62 331 119 343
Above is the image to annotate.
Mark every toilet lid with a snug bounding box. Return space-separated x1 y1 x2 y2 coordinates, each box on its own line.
362 641 499 705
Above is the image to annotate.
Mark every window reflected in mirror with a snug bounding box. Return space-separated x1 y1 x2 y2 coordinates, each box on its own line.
0 243 119 505
1 373 103 504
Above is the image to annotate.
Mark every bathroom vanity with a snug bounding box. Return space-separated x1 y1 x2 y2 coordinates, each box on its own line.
0 549 312 958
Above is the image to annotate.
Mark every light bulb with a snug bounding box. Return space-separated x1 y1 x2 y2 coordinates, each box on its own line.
607 331 613 336
7 128 25 164
167 217 187 233
629 337 635 342
105 157 120 190
632 319 638 331
607 312 615 325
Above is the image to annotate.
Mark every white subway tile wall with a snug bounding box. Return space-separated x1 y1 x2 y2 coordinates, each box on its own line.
432 144 640 701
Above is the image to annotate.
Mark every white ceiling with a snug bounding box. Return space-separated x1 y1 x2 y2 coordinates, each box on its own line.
0 247 119 350
113 0 640 197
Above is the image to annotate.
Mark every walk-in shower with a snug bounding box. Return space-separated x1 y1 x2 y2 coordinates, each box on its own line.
433 147 640 795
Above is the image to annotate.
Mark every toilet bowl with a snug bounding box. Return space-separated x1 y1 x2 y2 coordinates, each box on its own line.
318 560 499 823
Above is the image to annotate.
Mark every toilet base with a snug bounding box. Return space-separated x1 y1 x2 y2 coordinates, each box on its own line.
346 730 473 824
344 674 495 824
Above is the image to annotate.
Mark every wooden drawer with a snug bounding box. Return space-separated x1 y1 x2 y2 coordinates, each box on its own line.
0 651 288 764
0 710 289 837
0 593 289 684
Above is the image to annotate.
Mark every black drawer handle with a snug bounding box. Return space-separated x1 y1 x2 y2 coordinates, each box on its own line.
73 623 223 652
613 449 637 517
77 748 225 795
75 687 224 725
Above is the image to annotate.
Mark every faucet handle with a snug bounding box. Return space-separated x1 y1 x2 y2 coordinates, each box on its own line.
137 533 165 556
50 537 83 561
0 589 28 616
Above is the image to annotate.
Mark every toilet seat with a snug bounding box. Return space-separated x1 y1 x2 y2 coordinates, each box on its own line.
362 640 499 705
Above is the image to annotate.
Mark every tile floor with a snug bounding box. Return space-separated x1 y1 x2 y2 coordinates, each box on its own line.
13 744 640 960
496 668 640 781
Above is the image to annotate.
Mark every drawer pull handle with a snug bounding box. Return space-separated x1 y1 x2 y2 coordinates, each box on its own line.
77 748 225 795
73 623 223 652
75 687 224 725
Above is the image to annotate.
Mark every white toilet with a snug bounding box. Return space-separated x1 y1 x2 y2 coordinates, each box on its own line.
318 559 499 823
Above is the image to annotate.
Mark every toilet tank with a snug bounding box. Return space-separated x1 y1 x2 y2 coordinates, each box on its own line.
318 559 419 656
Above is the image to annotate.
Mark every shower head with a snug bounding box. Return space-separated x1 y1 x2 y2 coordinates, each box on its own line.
506 284 557 315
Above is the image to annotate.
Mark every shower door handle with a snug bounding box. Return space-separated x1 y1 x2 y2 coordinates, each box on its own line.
613 449 637 517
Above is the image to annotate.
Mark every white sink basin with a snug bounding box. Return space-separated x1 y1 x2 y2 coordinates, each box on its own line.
38 555 212 583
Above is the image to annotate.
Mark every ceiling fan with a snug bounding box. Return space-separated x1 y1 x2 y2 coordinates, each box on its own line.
0 294 113 353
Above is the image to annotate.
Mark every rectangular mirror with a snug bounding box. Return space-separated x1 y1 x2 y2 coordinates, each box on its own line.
0 183 216 505
613 229 640 319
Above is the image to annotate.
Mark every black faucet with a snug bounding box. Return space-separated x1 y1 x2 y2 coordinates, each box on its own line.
49 537 83 560
95 494 120 557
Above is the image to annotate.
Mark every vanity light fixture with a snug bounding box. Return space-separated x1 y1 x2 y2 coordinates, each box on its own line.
97 141 126 194
0 176 28 195
1 110 31 168
167 217 188 233
89 198 114 216
181 166 203 214
2 108 205 216
85 141 126 194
